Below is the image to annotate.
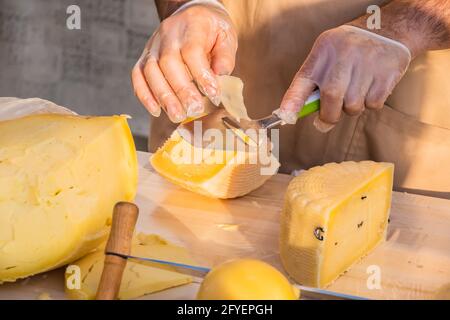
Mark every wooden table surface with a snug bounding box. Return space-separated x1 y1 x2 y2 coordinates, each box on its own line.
1 151 449 300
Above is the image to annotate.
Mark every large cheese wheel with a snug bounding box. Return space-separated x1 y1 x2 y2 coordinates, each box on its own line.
0 114 137 282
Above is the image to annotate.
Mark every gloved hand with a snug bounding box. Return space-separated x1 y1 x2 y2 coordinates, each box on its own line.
277 25 412 132
131 1 238 123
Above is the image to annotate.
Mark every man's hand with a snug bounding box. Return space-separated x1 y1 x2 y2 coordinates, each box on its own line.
278 0 450 132
278 25 411 131
132 3 237 122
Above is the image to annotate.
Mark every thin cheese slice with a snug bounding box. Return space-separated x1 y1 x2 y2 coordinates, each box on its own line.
218 75 251 121
151 131 279 198
65 234 195 300
0 114 137 282
280 161 394 288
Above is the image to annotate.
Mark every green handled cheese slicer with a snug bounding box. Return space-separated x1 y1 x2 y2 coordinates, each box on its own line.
177 90 320 149
97 202 367 300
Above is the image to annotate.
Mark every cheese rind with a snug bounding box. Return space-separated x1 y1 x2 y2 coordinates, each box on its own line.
65 234 194 300
280 161 394 288
0 114 137 282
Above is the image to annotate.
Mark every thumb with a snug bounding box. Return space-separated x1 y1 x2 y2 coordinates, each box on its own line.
277 75 316 124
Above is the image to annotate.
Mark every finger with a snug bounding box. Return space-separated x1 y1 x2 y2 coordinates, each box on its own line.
343 67 373 116
277 42 328 124
210 29 237 76
131 60 160 117
181 42 220 106
143 55 186 123
158 48 204 117
314 86 345 133
313 116 335 133
319 85 344 125
318 62 353 126
365 75 397 110
278 77 316 124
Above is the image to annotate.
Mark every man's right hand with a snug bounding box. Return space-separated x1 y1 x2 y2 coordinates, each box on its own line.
131 3 238 122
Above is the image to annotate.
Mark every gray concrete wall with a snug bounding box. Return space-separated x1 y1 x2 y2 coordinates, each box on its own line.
0 0 160 149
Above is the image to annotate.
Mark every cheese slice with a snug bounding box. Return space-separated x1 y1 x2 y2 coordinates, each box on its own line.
151 131 279 198
65 233 195 300
0 114 137 282
218 75 251 122
280 161 394 288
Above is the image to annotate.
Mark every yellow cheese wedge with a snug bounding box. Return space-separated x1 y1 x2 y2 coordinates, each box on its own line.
65 234 195 300
197 259 299 300
280 161 394 288
0 114 137 282
151 131 279 198
151 75 279 199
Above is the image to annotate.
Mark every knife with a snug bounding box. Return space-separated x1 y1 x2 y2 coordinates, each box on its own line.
177 90 320 149
105 252 367 300
96 202 367 300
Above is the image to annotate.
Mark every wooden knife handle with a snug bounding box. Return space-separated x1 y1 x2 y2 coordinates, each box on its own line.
95 202 139 300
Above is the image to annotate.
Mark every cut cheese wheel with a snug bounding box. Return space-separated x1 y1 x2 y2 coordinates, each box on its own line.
151 131 279 198
0 114 137 282
65 234 195 300
280 161 394 288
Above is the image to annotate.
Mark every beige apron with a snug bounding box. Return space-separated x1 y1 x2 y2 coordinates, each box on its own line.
149 0 450 199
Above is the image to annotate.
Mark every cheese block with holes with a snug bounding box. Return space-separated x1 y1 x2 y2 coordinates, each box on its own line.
280 161 394 288
0 114 137 282
150 131 279 199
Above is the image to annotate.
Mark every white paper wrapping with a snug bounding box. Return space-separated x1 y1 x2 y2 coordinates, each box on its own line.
0 97 77 121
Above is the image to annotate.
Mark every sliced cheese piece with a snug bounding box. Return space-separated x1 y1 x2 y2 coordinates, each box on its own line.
0 114 137 282
65 233 195 300
218 75 251 121
151 131 279 198
280 161 394 288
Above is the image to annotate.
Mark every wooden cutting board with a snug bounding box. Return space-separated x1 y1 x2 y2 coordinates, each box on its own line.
1 151 449 300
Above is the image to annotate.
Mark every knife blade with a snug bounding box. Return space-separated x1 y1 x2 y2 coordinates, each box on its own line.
105 251 368 300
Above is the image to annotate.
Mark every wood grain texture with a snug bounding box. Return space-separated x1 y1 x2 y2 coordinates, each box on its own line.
0 151 449 300
96 202 138 300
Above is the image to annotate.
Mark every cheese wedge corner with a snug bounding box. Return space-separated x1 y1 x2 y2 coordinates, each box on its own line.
280 161 394 288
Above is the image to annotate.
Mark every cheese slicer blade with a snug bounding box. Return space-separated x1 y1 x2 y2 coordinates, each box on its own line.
104 251 209 280
177 90 320 149
98 202 367 300
104 252 367 300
